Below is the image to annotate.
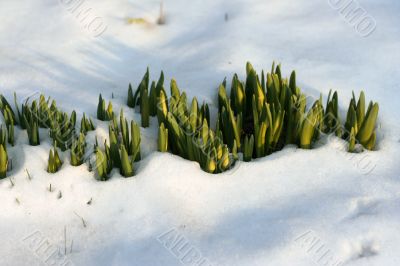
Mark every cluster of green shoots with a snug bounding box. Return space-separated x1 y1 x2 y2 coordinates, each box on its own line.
95 110 141 180
97 94 114 121
130 62 379 173
128 71 232 173
345 92 379 152
0 93 96 178
215 62 379 162
0 95 16 146
127 67 158 128
0 62 380 179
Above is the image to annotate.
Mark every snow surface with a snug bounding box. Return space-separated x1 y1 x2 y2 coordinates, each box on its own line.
1 0 400 265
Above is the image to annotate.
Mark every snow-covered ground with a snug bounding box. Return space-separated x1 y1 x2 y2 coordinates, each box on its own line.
1 0 400 265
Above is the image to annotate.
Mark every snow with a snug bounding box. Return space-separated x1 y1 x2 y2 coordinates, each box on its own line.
1 0 400 265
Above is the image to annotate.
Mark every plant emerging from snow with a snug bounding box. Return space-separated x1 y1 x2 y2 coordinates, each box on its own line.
345 91 379 152
130 71 234 173
70 133 86 166
97 94 114 121
0 143 8 179
95 110 141 179
47 144 62 173
130 63 379 173
80 113 95 135
0 62 380 178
